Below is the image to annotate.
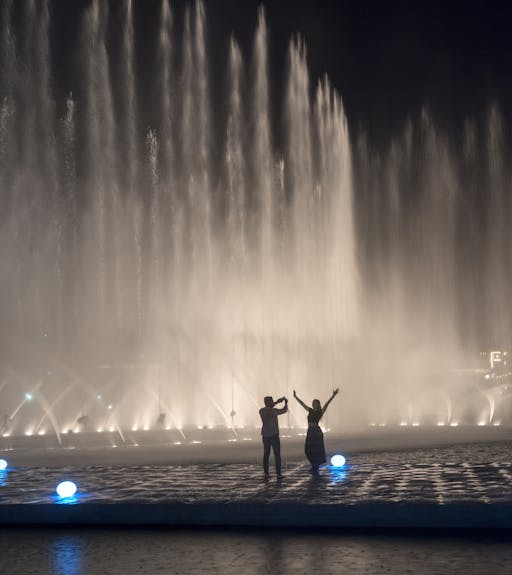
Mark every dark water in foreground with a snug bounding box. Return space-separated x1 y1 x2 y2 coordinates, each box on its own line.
1 527 511 575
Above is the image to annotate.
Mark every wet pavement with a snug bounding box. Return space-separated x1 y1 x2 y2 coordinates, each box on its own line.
1 441 512 507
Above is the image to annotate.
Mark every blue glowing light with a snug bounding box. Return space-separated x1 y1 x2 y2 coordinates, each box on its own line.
0 459 7 471
330 454 346 467
330 469 347 483
56 481 77 498
25 392 33 401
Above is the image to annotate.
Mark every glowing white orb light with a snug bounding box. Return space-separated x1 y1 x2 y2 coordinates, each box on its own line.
56 481 77 498
330 454 346 468
0 459 7 471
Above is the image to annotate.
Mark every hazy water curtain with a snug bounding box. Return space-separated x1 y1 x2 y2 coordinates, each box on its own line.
0 0 357 434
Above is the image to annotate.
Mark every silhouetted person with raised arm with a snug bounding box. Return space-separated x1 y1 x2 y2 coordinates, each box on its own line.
259 395 288 479
293 388 339 475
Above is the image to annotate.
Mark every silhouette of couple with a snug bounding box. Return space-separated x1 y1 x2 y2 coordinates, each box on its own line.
259 388 339 478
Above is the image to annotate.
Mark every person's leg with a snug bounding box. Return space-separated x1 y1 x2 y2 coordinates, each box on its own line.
272 435 282 476
262 436 271 476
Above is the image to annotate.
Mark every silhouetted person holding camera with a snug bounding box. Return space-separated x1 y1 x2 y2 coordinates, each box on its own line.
259 395 288 478
293 388 339 475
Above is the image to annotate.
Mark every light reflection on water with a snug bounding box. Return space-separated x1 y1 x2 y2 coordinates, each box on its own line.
54 495 79 505
329 467 347 483
1 527 509 575
52 536 83 575
52 492 86 505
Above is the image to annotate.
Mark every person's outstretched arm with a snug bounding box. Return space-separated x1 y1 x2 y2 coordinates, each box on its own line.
293 390 310 412
275 398 288 414
321 388 339 415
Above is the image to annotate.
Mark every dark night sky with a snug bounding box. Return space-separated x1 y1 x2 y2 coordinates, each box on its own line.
209 0 512 140
241 0 512 142
42 0 512 146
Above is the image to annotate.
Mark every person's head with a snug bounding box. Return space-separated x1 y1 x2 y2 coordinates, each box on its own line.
312 399 321 410
264 396 274 408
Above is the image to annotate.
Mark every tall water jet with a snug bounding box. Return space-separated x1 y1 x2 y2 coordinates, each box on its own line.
226 37 246 275
154 0 177 325
485 105 507 347
82 0 116 335
252 6 275 296
287 36 313 285
119 0 137 200
38 0 63 347
0 0 14 92
193 1 212 295
114 0 139 335
0 0 14 159
146 127 162 327
417 111 457 346
309 76 357 340
157 0 173 180
180 2 213 306
225 36 247 335
60 93 78 336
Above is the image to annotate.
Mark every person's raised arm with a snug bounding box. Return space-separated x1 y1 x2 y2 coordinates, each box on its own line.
321 388 339 415
293 390 310 412
275 397 288 414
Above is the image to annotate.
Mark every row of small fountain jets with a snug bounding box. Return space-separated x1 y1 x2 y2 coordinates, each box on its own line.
1 382 510 446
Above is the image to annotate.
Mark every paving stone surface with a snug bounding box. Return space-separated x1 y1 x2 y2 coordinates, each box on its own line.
1 442 512 506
